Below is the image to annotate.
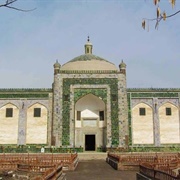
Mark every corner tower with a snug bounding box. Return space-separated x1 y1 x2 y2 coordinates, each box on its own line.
52 60 62 146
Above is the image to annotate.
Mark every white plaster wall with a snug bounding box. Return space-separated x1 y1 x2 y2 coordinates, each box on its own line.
159 103 180 144
75 94 105 128
132 103 154 144
26 103 47 144
0 103 19 144
76 94 105 111
75 120 81 128
81 109 99 118
83 120 97 127
99 121 105 128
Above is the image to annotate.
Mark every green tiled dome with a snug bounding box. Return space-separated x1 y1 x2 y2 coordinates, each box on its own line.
61 38 118 71
61 54 117 71
69 54 110 63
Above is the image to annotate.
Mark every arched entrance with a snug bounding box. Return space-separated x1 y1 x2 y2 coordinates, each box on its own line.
74 94 106 151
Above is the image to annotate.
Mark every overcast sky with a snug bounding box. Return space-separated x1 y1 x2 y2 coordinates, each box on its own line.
0 0 179 88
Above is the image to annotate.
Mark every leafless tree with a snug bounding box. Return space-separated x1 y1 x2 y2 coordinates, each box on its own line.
0 0 36 12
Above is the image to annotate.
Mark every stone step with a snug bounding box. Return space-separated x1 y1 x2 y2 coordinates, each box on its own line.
78 152 107 161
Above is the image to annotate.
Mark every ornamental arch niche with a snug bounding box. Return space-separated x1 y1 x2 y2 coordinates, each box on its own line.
0 102 19 109
26 103 48 144
132 102 154 145
159 102 180 144
74 93 106 151
0 103 19 144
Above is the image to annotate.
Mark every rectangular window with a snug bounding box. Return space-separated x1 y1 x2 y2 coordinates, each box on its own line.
34 108 41 117
77 111 81 120
99 111 104 120
139 108 146 116
166 107 172 116
64 95 69 101
111 94 117 101
6 108 13 117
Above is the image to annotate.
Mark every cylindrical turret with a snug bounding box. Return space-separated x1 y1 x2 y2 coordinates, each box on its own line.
119 60 126 75
53 60 61 75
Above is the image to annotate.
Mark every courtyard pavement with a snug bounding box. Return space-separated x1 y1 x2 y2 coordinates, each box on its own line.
66 159 137 180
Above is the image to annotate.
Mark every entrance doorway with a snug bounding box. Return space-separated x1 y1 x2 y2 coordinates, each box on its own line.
85 135 95 151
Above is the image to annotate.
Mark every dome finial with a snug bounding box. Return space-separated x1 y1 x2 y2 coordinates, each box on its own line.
84 36 93 54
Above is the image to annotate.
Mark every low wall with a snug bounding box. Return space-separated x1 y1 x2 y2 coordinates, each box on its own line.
0 163 66 180
0 153 78 171
106 152 180 171
138 164 180 180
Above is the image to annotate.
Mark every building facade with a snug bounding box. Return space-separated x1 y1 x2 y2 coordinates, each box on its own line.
0 39 179 151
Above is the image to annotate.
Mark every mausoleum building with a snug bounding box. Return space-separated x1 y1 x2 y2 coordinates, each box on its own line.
0 38 179 151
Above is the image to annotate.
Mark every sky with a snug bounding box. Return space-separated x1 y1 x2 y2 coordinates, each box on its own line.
0 0 180 88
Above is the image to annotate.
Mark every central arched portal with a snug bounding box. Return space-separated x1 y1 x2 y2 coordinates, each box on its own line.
74 94 106 151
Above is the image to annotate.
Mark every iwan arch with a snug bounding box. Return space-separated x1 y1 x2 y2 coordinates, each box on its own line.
0 38 179 151
52 38 128 150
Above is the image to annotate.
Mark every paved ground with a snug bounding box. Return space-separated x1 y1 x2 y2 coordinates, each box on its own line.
78 152 107 160
66 160 137 180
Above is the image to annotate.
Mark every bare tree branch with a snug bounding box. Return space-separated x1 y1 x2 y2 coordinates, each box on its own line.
165 9 180 18
5 5 36 12
143 10 180 29
0 0 17 7
0 0 36 12
144 10 180 22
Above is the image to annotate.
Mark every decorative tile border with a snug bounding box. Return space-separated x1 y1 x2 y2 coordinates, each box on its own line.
62 78 119 146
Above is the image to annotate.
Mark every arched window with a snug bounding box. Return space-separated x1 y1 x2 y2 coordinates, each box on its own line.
87 47 89 53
